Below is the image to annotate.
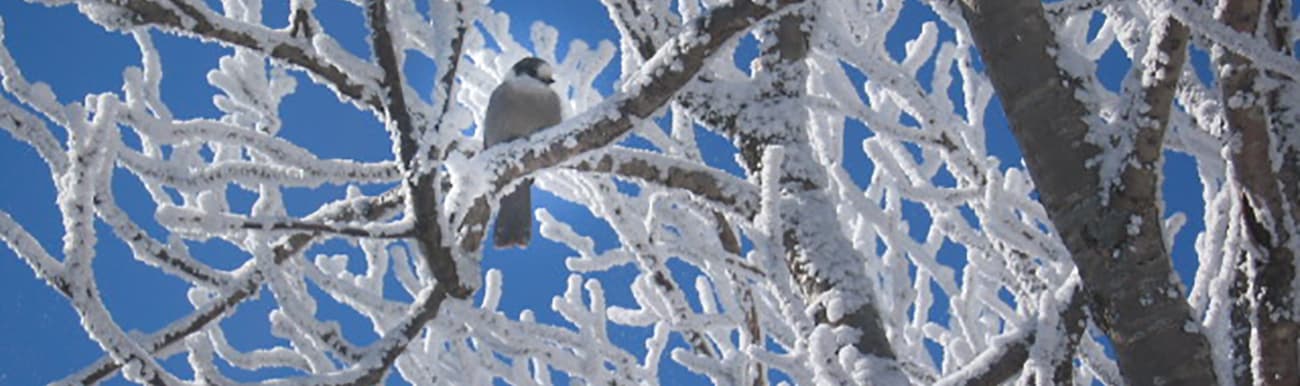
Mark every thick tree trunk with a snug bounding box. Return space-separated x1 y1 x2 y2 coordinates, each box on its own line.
1215 0 1300 383
958 1 1216 384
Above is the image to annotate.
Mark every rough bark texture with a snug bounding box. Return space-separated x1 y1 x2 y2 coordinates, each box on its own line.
1215 0 1300 383
958 1 1215 384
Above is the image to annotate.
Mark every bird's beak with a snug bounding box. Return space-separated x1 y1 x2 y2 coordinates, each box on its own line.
542 77 555 85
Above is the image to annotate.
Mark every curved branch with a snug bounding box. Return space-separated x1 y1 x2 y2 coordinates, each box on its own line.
455 0 804 252
566 148 760 218
0 98 68 174
60 190 404 385
60 0 385 111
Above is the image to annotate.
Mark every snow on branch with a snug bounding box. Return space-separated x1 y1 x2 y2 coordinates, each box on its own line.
7 0 1282 383
42 0 387 111
566 148 761 218
61 190 405 385
471 0 803 186
0 210 69 295
449 0 804 253
1168 0 1300 78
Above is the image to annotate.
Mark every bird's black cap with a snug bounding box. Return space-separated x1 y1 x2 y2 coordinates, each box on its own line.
512 57 554 84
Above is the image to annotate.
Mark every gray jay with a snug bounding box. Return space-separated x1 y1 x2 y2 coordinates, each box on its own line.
484 57 562 248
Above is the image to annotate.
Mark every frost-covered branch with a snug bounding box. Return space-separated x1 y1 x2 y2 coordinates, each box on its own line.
451 0 803 253
470 0 801 186
7 0 1294 383
63 190 404 385
0 210 70 296
934 283 1085 386
43 0 387 111
567 148 761 218
603 0 680 71
1211 0 1300 382
960 0 1214 383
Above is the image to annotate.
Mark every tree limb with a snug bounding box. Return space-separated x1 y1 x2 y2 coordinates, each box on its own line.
455 0 803 253
566 148 761 218
959 1 1213 383
60 190 404 385
1214 0 1299 383
935 280 1086 386
64 0 386 111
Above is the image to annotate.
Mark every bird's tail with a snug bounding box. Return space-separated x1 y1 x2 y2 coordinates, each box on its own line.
493 179 532 248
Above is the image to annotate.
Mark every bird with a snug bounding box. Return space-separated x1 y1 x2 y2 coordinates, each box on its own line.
483 57 563 249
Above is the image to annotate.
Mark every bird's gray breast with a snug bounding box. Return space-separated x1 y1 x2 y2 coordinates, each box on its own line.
484 82 563 146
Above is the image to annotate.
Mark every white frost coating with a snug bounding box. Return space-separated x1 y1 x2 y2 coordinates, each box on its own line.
1169 1 1300 78
2 0 1275 384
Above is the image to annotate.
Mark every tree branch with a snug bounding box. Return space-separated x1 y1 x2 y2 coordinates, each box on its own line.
237 218 413 239
602 0 680 62
1213 0 1299 382
64 0 385 111
454 0 803 253
61 190 404 385
959 1 1213 384
935 283 1085 386
95 184 234 288
566 148 760 218
0 210 72 297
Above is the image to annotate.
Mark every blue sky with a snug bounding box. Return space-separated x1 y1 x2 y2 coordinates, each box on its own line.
0 1 1210 384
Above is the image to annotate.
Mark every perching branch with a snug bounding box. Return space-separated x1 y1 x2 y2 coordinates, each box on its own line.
455 0 804 253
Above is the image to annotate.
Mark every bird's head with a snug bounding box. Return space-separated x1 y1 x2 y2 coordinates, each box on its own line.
511 57 555 85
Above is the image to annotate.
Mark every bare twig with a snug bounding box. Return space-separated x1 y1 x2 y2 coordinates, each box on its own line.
71 0 386 111
60 190 404 385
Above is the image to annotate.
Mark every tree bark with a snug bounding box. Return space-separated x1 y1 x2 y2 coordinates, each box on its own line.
959 1 1215 384
1215 0 1300 383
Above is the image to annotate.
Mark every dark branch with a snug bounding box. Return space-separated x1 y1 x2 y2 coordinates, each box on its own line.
238 218 413 238
1214 0 1299 382
959 0 1212 383
93 0 385 111
457 0 803 253
566 148 760 218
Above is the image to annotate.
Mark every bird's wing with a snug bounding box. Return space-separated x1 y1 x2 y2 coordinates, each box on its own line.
483 82 564 146
483 85 515 146
538 88 563 129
